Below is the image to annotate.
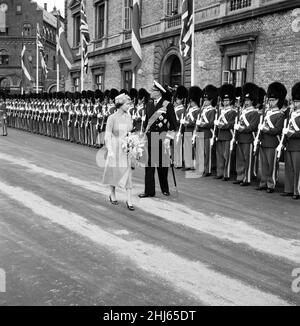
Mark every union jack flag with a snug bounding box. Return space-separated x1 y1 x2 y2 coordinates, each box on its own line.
37 23 48 77
179 0 194 57
80 0 90 74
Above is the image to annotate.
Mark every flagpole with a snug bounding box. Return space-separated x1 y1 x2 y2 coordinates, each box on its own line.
21 32 24 95
36 23 39 94
80 2 84 92
191 0 195 86
132 69 136 88
57 14 60 92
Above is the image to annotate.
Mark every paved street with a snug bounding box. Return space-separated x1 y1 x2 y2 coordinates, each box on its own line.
0 128 299 306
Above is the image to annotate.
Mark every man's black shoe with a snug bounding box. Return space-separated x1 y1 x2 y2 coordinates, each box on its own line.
222 177 230 181
280 192 293 197
162 192 170 196
267 188 274 193
202 173 212 177
138 193 155 198
255 186 267 191
292 195 300 200
233 180 241 185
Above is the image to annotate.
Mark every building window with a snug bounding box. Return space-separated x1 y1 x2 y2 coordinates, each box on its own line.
123 0 132 31
123 70 132 91
166 0 179 16
95 1 105 39
0 50 9 65
16 4 22 14
53 56 56 71
230 0 252 12
95 74 104 90
225 54 247 87
73 77 80 92
73 13 80 47
23 24 31 37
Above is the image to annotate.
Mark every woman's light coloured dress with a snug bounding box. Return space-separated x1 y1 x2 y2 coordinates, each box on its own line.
102 110 133 189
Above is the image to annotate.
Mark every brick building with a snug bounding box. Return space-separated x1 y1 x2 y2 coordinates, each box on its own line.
65 0 300 95
0 0 65 94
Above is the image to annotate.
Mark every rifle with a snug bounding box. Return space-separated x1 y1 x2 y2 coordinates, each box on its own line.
140 109 146 134
253 96 267 156
210 96 221 147
230 98 242 153
276 118 288 161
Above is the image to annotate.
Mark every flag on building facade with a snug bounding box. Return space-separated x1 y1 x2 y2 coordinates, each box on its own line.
132 0 142 70
57 17 74 70
37 23 48 77
179 0 194 57
80 0 90 74
21 45 33 82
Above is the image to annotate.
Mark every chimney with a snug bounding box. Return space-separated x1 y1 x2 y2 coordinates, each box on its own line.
44 3 47 11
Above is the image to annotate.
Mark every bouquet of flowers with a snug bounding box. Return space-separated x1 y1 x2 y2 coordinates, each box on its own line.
121 132 145 168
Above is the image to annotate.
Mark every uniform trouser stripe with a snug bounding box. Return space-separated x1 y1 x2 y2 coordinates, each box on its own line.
247 144 253 183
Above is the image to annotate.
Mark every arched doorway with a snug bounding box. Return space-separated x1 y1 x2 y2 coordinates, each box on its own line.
0 77 10 92
160 52 183 88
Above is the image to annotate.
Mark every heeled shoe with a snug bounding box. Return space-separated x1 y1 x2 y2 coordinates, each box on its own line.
126 201 135 211
109 195 119 205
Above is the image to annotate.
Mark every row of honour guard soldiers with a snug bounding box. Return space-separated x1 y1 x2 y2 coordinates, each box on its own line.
2 80 300 200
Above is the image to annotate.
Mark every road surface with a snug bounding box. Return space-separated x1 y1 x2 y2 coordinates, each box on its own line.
0 129 299 306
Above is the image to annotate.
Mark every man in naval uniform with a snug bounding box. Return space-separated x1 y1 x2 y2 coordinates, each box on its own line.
139 81 177 198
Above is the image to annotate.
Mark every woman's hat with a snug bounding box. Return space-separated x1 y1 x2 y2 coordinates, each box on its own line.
115 93 131 105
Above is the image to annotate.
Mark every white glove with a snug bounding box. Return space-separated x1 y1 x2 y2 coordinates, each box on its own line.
164 138 170 151
282 127 289 135
258 124 264 131
196 120 202 126
234 123 240 131
180 118 186 124
214 120 219 126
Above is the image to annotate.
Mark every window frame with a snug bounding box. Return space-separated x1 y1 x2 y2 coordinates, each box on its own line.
123 0 132 31
95 0 105 40
73 12 81 47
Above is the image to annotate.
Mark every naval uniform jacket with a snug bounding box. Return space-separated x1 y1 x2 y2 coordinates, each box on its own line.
236 106 260 144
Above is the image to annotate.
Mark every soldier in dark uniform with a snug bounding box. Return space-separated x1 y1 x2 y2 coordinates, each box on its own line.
173 86 188 169
133 88 149 134
139 81 177 198
256 82 286 193
0 93 8 136
233 83 260 186
215 84 237 181
197 84 218 176
182 86 202 171
281 82 300 200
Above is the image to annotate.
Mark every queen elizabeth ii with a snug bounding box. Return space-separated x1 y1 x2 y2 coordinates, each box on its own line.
102 93 135 211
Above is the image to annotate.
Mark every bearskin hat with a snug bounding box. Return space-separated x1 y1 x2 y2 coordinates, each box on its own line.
75 92 81 100
138 88 150 102
188 86 203 106
104 89 110 99
267 82 287 109
292 82 300 101
81 90 87 99
203 84 218 107
235 87 242 100
220 84 235 102
95 89 104 101
242 82 259 106
87 90 94 99
119 89 129 95
175 85 188 100
129 88 138 100
109 88 119 100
